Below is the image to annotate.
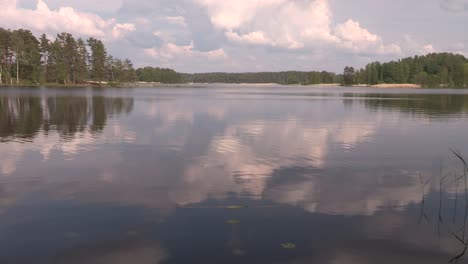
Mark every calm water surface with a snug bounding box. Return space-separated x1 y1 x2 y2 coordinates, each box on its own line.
1 85 468 263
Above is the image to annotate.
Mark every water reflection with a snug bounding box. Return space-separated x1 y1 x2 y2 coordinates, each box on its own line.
0 93 134 175
52 241 168 264
0 94 134 140
348 93 468 119
1 87 468 263
0 96 43 139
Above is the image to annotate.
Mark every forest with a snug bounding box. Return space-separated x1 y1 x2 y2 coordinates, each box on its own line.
343 53 468 88
0 27 183 85
1 27 468 88
0 27 138 85
181 71 341 85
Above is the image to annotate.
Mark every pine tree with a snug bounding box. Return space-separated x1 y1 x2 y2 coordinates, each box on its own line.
11 30 25 84
74 38 89 83
87 38 107 82
39 34 50 83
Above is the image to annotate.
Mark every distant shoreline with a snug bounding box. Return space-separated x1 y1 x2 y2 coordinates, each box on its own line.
0 83 111 88
352 83 422 88
0 82 450 89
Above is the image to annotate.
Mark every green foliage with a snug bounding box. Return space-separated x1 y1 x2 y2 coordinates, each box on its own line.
345 53 468 88
181 71 341 85
108 58 137 82
464 63 468 87
2 26 467 88
343 66 355 86
74 38 89 83
136 67 182 83
0 27 136 85
9 29 41 84
87 38 107 81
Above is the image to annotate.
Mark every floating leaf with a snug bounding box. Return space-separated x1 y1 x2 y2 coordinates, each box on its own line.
281 243 296 249
226 219 241 224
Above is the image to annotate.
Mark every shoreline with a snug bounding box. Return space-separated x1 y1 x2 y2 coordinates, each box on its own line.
371 83 421 88
306 83 341 87
352 83 422 88
1 82 460 89
0 83 111 88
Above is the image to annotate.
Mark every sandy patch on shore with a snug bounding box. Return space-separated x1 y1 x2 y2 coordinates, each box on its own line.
371 83 421 88
307 83 341 87
237 83 278 85
351 83 421 88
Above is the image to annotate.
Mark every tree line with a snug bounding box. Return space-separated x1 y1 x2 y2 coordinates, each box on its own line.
343 53 468 88
0 27 138 85
181 71 341 85
136 67 183 83
134 70 342 85
2 27 468 88
0 27 191 85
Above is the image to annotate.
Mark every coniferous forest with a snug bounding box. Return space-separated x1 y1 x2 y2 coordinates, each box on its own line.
1 27 468 88
343 53 468 88
0 27 183 85
0 28 138 85
181 71 342 85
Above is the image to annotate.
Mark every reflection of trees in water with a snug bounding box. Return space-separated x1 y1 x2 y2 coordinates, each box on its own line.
0 95 134 140
344 93 468 117
45 97 90 136
0 97 43 139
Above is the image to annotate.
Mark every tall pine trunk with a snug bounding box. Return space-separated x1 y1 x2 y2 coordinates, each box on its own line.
16 53 19 85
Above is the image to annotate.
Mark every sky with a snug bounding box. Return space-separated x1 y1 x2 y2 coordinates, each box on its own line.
1 0 467 73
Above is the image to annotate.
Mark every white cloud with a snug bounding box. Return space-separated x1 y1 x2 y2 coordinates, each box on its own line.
199 0 337 49
421 44 436 54
195 0 287 29
112 23 136 39
225 31 271 46
400 35 438 56
164 16 187 27
196 0 402 55
334 20 402 55
0 0 130 39
144 41 228 61
42 0 124 13
441 0 468 11
135 17 151 25
1 0 465 72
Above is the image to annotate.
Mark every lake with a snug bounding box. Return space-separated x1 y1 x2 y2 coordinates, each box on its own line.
1 85 468 264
